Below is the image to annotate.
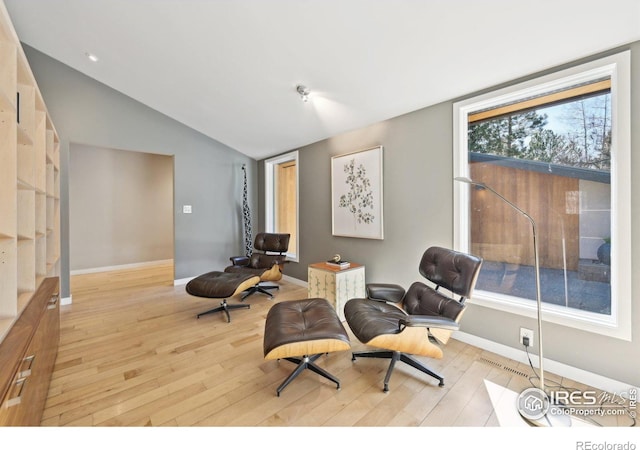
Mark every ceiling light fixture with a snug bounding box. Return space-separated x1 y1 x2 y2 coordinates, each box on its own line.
85 52 99 63
296 84 310 102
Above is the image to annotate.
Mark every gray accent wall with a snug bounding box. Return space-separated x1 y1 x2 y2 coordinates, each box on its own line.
261 44 640 387
260 102 455 286
23 45 256 298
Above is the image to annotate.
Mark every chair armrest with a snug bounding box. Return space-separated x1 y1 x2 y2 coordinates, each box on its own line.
366 283 405 303
229 256 250 266
399 315 459 331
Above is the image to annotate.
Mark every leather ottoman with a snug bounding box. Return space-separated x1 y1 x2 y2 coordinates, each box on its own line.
263 298 351 396
186 271 260 323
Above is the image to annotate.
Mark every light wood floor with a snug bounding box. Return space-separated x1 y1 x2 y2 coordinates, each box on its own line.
43 264 631 427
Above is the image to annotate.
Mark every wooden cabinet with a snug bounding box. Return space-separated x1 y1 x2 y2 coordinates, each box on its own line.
308 262 366 321
0 277 59 426
0 3 60 426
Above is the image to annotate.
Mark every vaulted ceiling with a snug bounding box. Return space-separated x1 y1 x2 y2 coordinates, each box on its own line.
5 0 640 160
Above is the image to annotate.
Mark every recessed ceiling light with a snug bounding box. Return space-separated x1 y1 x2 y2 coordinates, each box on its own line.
85 52 99 63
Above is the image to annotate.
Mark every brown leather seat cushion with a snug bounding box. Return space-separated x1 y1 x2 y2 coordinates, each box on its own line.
186 271 258 298
263 298 350 358
343 298 408 344
224 265 268 278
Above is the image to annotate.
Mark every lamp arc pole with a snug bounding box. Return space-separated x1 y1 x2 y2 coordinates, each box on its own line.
455 177 544 392
455 176 572 427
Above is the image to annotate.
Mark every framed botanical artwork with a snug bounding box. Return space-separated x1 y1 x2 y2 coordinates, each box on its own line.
331 145 384 239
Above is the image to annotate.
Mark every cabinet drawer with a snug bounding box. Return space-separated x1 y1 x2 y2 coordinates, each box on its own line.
0 356 35 426
0 278 59 426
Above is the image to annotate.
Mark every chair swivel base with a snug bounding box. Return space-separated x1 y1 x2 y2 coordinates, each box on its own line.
352 350 444 392
275 353 341 397
241 283 279 300
196 299 250 323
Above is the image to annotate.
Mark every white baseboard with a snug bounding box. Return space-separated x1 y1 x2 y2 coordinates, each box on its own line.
281 274 307 287
61 295 72 306
71 259 173 276
174 276 195 286
453 330 638 395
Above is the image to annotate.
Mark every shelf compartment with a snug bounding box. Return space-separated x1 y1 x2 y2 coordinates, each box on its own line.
17 238 35 296
46 163 54 196
48 131 60 170
34 111 46 193
0 237 17 318
45 129 54 162
53 137 60 169
16 84 34 143
16 290 34 316
46 262 56 278
46 197 54 231
0 110 16 238
46 199 60 266
35 192 46 237
16 123 32 146
0 41 16 114
16 189 35 240
35 235 46 278
16 142 34 189
53 168 60 199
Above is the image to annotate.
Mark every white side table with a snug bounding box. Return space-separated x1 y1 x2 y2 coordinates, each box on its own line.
307 262 365 321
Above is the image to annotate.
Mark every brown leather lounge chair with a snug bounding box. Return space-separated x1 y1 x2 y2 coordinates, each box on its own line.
224 232 290 300
344 246 482 392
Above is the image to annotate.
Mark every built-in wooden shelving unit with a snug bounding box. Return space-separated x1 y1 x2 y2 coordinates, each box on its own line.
0 2 60 339
0 2 60 426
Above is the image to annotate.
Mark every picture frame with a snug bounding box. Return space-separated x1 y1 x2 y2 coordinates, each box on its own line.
331 145 384 239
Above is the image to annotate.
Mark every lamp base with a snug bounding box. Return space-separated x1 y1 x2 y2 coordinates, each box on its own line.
517 387 573 427
520 405 572 427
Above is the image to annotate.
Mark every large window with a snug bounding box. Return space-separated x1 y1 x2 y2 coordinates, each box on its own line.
453 52 631 340
265 151 299 262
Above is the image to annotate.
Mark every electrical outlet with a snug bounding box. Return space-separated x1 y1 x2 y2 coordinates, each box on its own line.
520 327 534 346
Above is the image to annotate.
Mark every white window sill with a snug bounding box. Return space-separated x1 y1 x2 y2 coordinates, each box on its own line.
469 289 630 341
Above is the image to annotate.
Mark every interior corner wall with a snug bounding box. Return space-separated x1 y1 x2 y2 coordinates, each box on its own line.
261 43 640 387
22 45 256 298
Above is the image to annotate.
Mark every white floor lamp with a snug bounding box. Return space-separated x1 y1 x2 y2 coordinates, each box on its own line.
455 176 571 427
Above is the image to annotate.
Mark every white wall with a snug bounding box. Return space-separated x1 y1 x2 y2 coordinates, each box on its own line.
69 144 174 270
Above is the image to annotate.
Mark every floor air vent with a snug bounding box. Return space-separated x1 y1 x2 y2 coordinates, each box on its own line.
479 357 530 378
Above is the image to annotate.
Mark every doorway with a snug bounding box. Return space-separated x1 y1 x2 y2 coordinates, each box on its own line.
68 143 175 297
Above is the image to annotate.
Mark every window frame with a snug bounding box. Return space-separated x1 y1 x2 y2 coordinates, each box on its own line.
453 52 631 341
265 150 299 262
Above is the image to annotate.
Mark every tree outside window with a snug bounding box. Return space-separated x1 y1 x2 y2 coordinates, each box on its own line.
467 89 612 315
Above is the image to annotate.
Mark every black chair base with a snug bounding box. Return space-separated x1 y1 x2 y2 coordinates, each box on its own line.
352 350 444 392
196 299 250 323
276 354 341 397
241 283 279 300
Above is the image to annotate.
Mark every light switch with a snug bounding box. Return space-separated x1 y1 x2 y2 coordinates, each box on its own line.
183 205 192 214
